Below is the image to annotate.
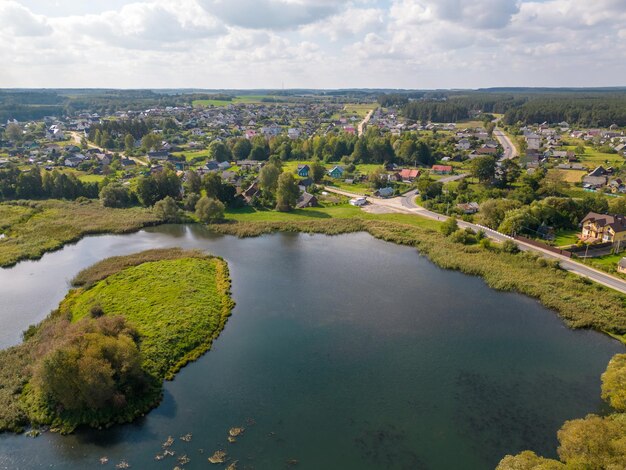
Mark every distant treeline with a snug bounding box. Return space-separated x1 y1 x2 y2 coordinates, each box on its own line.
376 90 626 126
502 96 626 127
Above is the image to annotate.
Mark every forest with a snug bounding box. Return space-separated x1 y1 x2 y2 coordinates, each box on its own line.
375 89 626 126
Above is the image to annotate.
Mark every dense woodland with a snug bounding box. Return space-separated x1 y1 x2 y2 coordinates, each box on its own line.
375 89 626 126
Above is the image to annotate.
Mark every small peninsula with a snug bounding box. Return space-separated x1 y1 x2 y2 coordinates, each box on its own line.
0 248 234 433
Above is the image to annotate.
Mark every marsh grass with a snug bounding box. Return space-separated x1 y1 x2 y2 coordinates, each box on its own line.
0 200 160 268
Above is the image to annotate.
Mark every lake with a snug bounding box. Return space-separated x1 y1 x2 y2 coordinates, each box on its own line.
0 225 622 469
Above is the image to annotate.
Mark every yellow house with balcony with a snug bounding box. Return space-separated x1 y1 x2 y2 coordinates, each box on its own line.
581 212 626 250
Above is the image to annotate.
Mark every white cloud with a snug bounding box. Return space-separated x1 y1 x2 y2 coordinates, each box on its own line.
199 0 340 30
0 1 51 36
301 7 385 41
0 0 625 88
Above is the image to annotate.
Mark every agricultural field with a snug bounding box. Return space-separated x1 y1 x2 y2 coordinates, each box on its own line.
192 95 280 107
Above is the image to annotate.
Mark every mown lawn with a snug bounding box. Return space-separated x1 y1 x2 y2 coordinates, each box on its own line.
225 204 442 231
553 229 580 247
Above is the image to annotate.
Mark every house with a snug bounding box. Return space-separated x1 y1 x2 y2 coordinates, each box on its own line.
120 158 136 167
374 187 394 198
582 175 608 189
399 169 420 182
580 212 626 248
243 183 260 203
456 139 471 150
147 150 170 162
328 166 344 179
205 160 220 171
618 258 626 274
297 164 310 178
476 146 498 155
456 202 480 214
218 161 231 171
64 155 85 167
296 192 318 209
431 165 452 175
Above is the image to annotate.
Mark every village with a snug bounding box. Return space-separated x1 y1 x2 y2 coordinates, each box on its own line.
2 95 626 279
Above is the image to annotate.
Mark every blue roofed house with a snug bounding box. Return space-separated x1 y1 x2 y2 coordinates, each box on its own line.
374 187 394 198
297 164 310 178
328 166 344 179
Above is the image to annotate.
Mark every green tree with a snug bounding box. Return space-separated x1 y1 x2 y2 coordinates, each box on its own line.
478 199 522 229
124 134 135 153
557 414 626 469
5 123 22 142
99 183 131 208
470 156 497 184
259 163 281 195
195 196 225 223
183 192 201 211
34 317 146 414
539 171 567 197
498 207 538 235
184 170 202 194
441 217 459 236
276 172 299 212
153 196 181 222
208 141 232 162
310 160 326 183
496 451 564 469
141 133 160 152
602 354 626 411
609 197 626 216
232 139 252 160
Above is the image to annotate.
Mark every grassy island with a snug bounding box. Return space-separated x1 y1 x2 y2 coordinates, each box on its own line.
0 248 234 433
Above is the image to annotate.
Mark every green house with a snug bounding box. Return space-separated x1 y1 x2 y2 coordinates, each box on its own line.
328 166 344 179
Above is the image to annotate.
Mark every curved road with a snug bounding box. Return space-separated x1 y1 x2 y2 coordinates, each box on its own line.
326 187 626 294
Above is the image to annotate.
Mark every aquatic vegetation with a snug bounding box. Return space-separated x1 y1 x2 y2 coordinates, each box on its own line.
208 450 227 464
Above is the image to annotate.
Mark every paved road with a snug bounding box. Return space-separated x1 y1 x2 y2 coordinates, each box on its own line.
326 186 626 294
493 129 518 160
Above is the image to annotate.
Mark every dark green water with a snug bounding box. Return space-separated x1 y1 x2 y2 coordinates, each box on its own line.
0 225 622 469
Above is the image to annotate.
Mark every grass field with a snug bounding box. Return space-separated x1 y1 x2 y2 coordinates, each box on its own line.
561 138 626 169
549 169 586 184
65 255 233 379
225 204 442 231
192 95 280 107
343 103 376 118
77 174 106 183
171 149 210 162
553 229 580 247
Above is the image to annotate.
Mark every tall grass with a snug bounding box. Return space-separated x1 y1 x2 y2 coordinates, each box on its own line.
0 200 160 268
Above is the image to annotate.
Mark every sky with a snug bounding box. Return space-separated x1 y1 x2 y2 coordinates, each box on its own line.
1 0 625 89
